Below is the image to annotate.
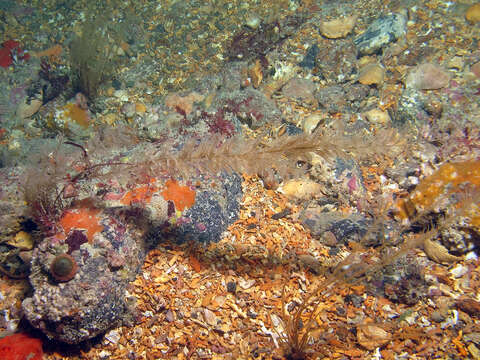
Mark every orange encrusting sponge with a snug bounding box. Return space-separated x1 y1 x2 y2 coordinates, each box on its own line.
64 103 90 128
121 182 158 206
161 179 196 211
396 160 480 227
59 206 103 242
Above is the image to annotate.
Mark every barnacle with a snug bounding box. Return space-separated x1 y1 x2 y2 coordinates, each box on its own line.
50 253 78 282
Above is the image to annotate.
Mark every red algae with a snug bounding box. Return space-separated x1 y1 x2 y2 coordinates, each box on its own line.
0 40 30 67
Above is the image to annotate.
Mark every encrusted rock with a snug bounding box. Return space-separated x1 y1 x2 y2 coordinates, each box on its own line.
23 210 145 344
316 40 358 82
354 13 407 55
20 148 242 343
395 88 431 125
316 83 371 114
300 210 370 244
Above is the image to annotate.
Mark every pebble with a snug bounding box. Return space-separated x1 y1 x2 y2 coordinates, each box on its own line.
319 15 357 39
281 77 316 104
406 63 450 90
104 329 121 344
321 231 338 247
121 102 136 117
302 113 324 134
103 113 118 125
471 62 480 78
166 112 183 128
106 87 115 96
226 281 236 293
135 102 147 114
450 264 468 278
357 63 385 85
364 108 390 125
115 45 125 57
114 89 129 102
354 13 407 55
298 43 319 69
165 309 175 322
447 55 464 71
248 59 263 88
238 278 256 289
279 179 323 200
203 308 217 326
7 231 34 250
16 98 42 119
245 13 261 29
298 254 322 274
431 310 446 323
465 3 480 23
356 324 392 350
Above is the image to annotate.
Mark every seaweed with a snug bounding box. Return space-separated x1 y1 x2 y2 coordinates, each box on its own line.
22 137 136 235
39 60 69 104
275 228 422 359
21 124 403 237
226 14 308 61
139 125 404 183
69 16 118 101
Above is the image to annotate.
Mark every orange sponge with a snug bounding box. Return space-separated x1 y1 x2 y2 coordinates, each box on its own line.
59 206 103 242
161 179 196 211
64 103 90 129
397 160 480 227
121 182 158 206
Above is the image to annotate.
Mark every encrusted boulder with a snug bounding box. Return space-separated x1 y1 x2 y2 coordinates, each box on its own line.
22 169 242 343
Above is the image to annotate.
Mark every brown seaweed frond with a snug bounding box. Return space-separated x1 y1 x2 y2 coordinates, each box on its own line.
22 139 73 233
144 126 405 180
143 134 300 179
21 124 406 236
